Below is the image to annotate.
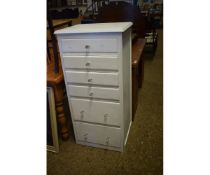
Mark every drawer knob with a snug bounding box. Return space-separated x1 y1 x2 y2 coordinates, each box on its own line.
104 114 109 122
88 78 92 82
89 92 94 96
84 133 88 141
85 45 90 49
85 62 90 66
104 114 108 122
106 137 110 145
80 110 84 118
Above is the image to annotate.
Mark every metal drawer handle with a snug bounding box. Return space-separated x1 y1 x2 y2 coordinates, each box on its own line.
88 78 92 82
85 62 90 66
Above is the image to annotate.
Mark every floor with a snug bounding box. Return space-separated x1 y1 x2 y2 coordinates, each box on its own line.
47 29 163 175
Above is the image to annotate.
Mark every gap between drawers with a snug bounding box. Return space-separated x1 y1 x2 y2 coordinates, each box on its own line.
69 96 120 103
74 120 121 128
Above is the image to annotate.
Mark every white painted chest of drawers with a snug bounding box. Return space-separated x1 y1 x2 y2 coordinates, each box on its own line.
55 22 132 152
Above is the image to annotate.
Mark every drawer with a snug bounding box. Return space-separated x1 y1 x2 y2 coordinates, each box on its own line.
71 98 121 126
63 55 118 70
74 122 121 148
61 38 118 53
65 71 119 86
68 85 120 100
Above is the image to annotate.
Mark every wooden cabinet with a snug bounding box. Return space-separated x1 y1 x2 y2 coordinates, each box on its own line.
55 22 132 152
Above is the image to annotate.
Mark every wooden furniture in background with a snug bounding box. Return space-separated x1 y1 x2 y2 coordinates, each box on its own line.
132 38 145 121
47 17 72 73
47 19 74 141
47 63 70 140
95 1 145 38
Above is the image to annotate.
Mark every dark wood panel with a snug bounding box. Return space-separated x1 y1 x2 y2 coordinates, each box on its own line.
95 1 146 38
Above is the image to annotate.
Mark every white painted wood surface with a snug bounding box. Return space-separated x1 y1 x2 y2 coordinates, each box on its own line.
55 22 132 152
54 22 133 34
61 38 118 53
74 122 121 148
63 55 119 70
71 98 121 126
68 85 120 100
65 71 119 86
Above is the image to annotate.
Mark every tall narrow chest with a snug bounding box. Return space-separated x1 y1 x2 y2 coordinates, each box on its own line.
55 22 132 152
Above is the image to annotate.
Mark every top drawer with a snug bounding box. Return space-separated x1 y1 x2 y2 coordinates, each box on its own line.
61 38 118 53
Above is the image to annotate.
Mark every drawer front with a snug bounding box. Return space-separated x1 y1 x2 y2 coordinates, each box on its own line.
63 55 118 70
61 38 118 53
65 71 119 86
71 98 121 126
68 85 120 100
75 122 121 148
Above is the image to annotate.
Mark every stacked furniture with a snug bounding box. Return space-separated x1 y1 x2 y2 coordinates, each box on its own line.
47 63 70 140
55 22 132 152
95 1 146 38
47 19 73 141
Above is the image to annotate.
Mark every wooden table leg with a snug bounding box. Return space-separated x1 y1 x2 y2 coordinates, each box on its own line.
52 82 69 140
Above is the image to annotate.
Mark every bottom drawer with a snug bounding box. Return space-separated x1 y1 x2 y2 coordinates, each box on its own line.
74 122 121 148
71 98 121 126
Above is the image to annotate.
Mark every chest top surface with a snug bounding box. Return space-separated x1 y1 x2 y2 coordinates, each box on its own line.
54 22 133 35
